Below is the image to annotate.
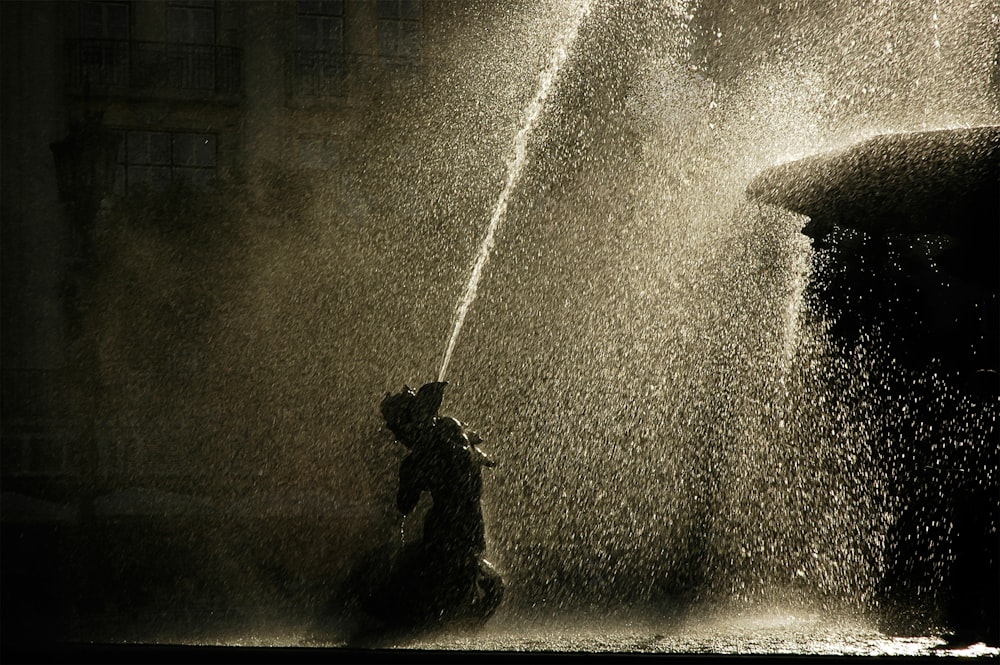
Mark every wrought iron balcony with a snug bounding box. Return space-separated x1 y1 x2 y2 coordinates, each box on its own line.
290 50 347 99
286 50 423 103
66 39 241 98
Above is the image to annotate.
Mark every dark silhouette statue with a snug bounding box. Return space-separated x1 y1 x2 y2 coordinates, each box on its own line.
357 381 504 635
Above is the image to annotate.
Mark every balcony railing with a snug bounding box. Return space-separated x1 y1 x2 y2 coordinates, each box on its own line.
290 50 347 99
287 50 424 103
66 39 241 97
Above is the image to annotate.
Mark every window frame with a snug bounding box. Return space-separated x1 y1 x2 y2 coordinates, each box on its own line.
166 0 216 46
292 0 347 99
114 129 218 194
80 0 131 40
376 0 421 62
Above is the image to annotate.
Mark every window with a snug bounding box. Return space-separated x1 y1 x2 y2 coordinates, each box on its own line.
114 130 216 193
165 1 216 89
296 135 339 170
297 1 344 53
167 0 215 44
79 1 130 86
171 132 217 185
377 0 421 61
294 1 345 98
71 0 239 94
81 0 129 40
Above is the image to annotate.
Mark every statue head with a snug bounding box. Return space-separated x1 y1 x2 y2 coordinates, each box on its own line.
413 380 448 424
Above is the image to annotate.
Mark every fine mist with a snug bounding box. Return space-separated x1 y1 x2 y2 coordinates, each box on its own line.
65 0 998 634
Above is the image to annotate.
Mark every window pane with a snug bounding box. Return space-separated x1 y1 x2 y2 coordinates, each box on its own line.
377 0 398 19
172 133 215 167
298 16 318 50
81 3 104 38
297 138 318 169
193 134 216 167
319 17 343 52
122 130 217 192
190 168 214 189
321 0 344 16
114 130 127 163
127 165 146 186
82 1 129 40
300 0 342 16
113 165 127 196
400 0 420 20
127 132 151 164
168 5 214 44
401 21 420 58
378 20 398 56
167 7 189 42
172 133 196 166
298 0 321 15
190 8 215 44
297 137 338 170
106 3 129 38
150 166 172 190
149 132 172 164
174 166 214 188
300 16 343 52
128 165 171 191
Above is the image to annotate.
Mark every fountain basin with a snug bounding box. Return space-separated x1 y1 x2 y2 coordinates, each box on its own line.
747 126 999 646
749 126 999 378
746 126 999 260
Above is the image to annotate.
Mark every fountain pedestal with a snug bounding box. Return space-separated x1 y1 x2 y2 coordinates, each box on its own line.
749 126 999 645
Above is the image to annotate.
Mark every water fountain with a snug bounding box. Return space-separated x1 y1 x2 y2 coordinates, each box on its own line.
748 125 999 646
20 0 997 658
380 0 999 653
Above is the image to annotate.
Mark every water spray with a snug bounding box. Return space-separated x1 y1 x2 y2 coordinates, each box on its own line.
437 0 593 382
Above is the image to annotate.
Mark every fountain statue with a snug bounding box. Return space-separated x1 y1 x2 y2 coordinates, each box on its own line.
335 381 504 643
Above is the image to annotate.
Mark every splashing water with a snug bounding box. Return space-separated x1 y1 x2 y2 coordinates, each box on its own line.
438 0 594 382
64 0 999 652
436 0 998 629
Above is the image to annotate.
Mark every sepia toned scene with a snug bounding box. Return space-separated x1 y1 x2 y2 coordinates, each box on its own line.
2 0 997 659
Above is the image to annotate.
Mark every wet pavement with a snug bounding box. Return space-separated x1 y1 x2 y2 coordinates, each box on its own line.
17 605 996 662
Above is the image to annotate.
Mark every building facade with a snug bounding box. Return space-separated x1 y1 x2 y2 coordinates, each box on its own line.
2 0 439 502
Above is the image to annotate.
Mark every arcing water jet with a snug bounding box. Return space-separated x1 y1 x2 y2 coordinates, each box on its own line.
437 0 593 383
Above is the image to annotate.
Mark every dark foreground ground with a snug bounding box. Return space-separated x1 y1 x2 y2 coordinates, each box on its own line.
4 604 998 663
